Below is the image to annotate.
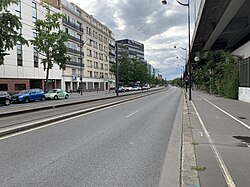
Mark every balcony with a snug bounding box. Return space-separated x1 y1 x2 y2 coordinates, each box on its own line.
67 47 84 56
62 18 83 32
66 61 84 67
68 35 83 43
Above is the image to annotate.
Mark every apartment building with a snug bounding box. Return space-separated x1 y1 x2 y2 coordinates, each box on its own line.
116 39 144 61
0 0 62 93
60 0 115 92
0 0 115 93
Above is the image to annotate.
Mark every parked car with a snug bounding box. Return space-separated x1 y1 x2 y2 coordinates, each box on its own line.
11 89 45 103
125 86 133 92
45 89 69 100
0 91 11 106
118 86 125 92
142 84 150 90
132 86 142 91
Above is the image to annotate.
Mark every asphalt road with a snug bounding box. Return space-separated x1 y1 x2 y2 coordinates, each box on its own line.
0 87 182 186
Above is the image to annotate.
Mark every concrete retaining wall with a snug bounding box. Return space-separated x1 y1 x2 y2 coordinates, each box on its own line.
239 87 250 103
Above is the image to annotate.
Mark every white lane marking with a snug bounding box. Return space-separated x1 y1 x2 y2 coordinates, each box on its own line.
191 101 236 187
199 131 203 137
126 110 140 118
200 96 250 131
242 142 250 148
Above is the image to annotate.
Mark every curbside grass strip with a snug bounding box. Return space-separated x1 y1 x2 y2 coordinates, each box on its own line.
181 93 200 187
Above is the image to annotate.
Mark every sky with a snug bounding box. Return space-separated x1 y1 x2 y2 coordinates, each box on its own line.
68 0 201 80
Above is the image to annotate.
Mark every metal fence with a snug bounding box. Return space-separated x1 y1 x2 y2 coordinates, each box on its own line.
239 58 250 87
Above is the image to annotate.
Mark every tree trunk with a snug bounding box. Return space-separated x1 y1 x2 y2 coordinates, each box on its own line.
45 53 50 91
45 66 50 92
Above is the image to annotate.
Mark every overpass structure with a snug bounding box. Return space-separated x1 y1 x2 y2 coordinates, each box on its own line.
191 0 250 103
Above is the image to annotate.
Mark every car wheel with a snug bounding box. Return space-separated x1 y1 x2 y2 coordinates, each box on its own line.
65 95 69 99
54 95 58 100
4 99 11 106
41 96 45 102
24 97 30 103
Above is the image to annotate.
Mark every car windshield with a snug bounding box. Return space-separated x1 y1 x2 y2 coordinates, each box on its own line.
19 90 30 94
48 90 58 93
0 91 7 96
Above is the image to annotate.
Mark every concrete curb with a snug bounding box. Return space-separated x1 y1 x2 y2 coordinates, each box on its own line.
181 93 200 187
159 90 184 187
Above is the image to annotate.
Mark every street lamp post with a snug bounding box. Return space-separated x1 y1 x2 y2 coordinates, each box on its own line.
162 0 192 100
115 42 119 97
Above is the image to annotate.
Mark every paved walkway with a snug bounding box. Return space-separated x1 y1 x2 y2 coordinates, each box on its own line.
183 90 250 187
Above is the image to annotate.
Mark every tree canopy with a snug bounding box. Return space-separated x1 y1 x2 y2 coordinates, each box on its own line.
111 54 150 86
30 5 69 91
0 0 28 64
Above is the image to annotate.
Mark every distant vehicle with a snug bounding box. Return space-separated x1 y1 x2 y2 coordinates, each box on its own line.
45 89 69 100
11 89 45 103
118 86 125 92
132 86 141 91
0 91 11 106
142 84 150 90
125 87 133 92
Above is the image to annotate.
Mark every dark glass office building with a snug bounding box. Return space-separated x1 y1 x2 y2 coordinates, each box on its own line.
116 39 144 61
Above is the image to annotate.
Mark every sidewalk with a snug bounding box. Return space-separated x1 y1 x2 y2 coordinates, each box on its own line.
182 90 250 187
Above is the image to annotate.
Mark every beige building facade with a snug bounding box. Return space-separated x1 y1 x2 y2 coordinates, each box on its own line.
61 0 115 92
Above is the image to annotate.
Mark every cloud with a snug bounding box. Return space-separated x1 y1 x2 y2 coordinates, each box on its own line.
68 0 201 79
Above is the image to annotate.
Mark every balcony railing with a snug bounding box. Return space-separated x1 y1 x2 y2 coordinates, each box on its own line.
66 61 84 67
67 47 84 56
68 35 83 43
62 18 83 32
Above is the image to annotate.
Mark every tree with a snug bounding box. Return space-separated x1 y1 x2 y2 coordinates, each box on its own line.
194 50 240 99
0 0 28 64
111 55 149 85
30 4 69 91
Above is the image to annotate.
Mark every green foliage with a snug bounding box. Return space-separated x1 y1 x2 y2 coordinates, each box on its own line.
30 7 69 91
0 0 17 11
111 54 150 85
168 78 182 87
194 51 239 99
0 0 28 64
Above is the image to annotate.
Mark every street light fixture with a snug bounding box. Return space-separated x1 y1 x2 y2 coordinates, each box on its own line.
162 0 192 100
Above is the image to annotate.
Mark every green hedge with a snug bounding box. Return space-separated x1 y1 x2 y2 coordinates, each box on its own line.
194 51 239 99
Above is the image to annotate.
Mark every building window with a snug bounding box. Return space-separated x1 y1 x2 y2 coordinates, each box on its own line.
87 49 92 57
15 84 26 90
32 1 37 22
15 1 21 18
100 63 104 70
0 84 8 91
94 61 98 69
89 71 93 77
87 60 92 67
100 72 104 78
16 43 23 66
34 47 38 67
76 9 81 17
72 68 76 76
94 71 98 78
